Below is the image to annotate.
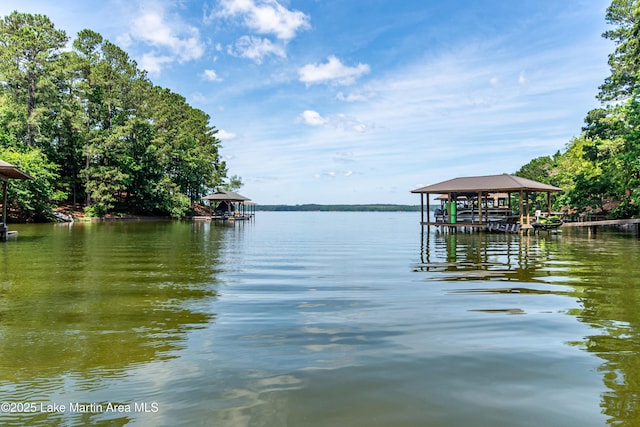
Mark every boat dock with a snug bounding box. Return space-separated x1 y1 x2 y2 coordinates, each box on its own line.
411 174 562 234
200 190 255 222
0 159 34 241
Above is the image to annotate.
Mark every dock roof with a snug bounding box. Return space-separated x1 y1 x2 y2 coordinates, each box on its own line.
411 174 561 194
0 159 33 180
202 190 251 202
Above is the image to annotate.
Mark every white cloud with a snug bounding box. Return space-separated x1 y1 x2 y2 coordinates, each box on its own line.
336 91 375 102
132 10 204 61
333 151 355 163
139 53 174 75
299 110 328 126
217 0 310 41
116 3 205 74
202 69 223 81
299 56 370 86
217 129 237 140
227 35 286 63
116 32 133 49
315 170 354 179
333 113 370 133
191 92 208 103
519 71 527 85
297 110 371 132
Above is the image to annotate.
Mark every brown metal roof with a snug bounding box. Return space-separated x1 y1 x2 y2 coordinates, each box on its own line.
411 174 561 194
0 159 33 180
202 190 251 202
435 192 510 201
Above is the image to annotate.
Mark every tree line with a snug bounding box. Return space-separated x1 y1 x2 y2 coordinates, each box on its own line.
516 0 640 219
0 11 232 220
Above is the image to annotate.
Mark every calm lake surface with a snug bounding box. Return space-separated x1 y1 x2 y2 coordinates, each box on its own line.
1 212 639 426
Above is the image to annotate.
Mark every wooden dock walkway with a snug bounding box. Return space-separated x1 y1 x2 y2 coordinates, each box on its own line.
561 218 640 228
421 218 640 234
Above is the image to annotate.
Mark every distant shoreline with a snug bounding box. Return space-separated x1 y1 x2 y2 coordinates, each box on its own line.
256 204 421 212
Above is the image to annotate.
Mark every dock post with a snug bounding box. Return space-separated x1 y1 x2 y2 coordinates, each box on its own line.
1 180 6 241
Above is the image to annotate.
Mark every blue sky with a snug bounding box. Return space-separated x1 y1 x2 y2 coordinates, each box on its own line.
1 1 613 204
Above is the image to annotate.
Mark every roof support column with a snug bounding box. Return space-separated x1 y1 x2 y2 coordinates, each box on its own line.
484 192 488 224
2 179 7 225
519 190 523 226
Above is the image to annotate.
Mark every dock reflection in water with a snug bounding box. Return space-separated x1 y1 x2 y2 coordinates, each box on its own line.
418 226 640 427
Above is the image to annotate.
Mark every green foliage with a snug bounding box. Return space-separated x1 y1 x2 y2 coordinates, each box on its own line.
0 146 63 221
83 204 105 218
598 0 640 102
155 177 191 218
222 174 244 192
0 11 68 146
571 96 640 217
0 13 230 220
515 154 564 211
513 0 640 219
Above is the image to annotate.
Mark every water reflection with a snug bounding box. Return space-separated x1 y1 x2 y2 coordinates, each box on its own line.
560 230 640 427
417 228 573 286
418 227 640 426
4 214 640 426
0 221 224 425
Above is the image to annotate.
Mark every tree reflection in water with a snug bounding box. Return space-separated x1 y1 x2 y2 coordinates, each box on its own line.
0 221 223 388
419 226 640 426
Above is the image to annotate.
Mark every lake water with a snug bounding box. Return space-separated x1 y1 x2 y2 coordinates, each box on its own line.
0 212 639 426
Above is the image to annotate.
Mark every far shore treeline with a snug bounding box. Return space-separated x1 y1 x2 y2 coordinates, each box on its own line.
3 1 640 222
256 204 421 212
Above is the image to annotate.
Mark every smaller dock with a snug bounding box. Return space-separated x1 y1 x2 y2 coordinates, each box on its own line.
0 159 34 241
200 190 255 223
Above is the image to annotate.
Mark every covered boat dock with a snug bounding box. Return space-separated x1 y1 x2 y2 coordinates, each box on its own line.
201 190 255 221
0 159 34 240
411 174 562 233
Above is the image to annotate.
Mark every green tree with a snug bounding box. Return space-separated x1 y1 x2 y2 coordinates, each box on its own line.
515 154 563 211
146 86 226 204
598 0 640 102
75 37 146 214
222 174 244 192
554 136 604 211
527 0 640 219
0 146 63 221
0 13 230 219
0 11 67 146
